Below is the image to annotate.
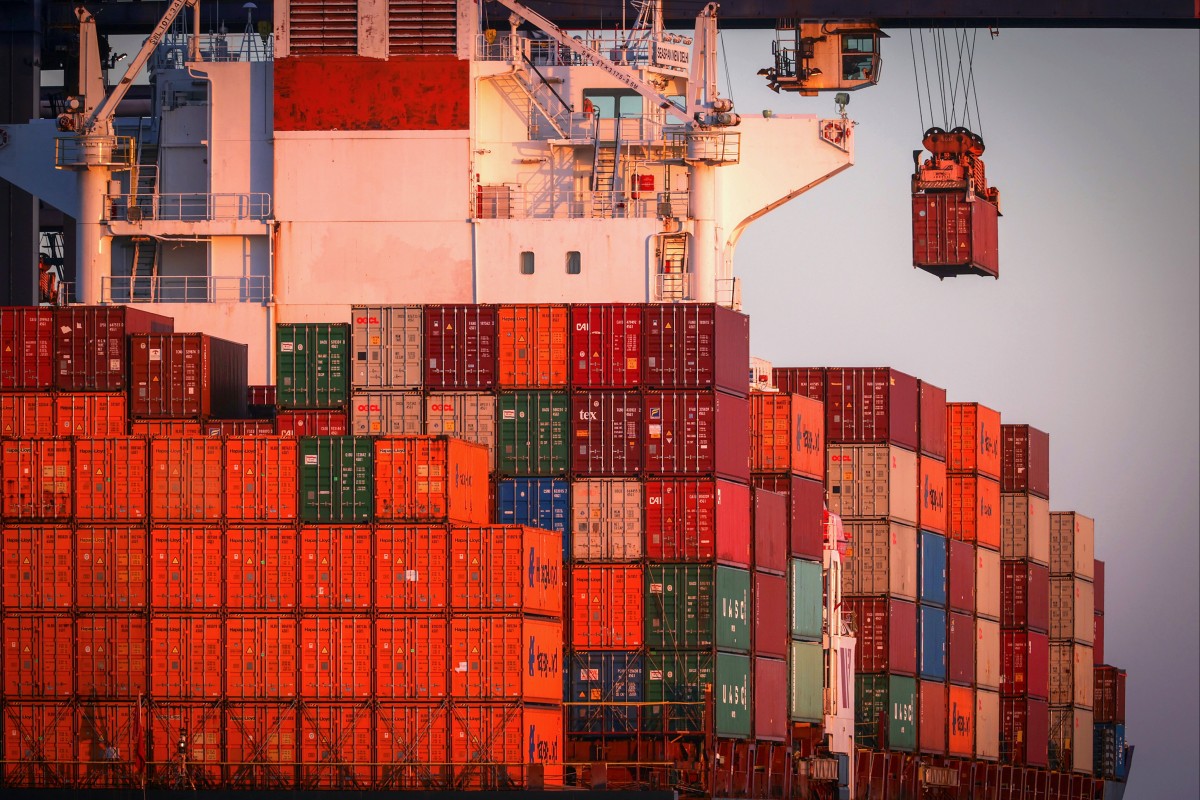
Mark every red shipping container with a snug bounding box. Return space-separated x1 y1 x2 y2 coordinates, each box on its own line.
150 616 222 698
643 390 749 481
299 526 372 610
129 419 203 436
0 308 54 390
497 304 569 389
1094 559 1105 614
823 367 919 450
571 391 642 475
375 616 449 699
375 524 449 611
128 333 248 418
53 305 173 391
754 570 789 658
248 385 276 406
1 439 71 520
845 597 917 676
2 703 78 782
1094 666 1126 724
751 474 824 560
571 564 643 649
74 703 140 784
752 487 788 575
1001 630 1049 700
299 703 374 788
451 525 562 616
642 477 749 565
54 393 127 437
75 525 148 610
1094 613 1105 666
276 409 348 436
947 402 1002 478
1001 560 1050 633
424 304 497 389
918 380 948 460
203 419 276 436
299 616 373 699
947 540 976 613
947 611 974 685
225 616 297 698
375 436 489 522
1002 696 1049 767
76 615 148 698
0 394 55 437
450 704 564 788
149 437 223 520
147 703 223 785
754 656 789 741
948 474 1001 550
643 303 749 396
919 455 948 535
912 191 999 278
569 303 642 388
2 615 74 697
749 393 824 480
1 526 73 609
919 679 947 754
450 615 563 703
1001 424 1050 499
224 436 298 520
375 703 450 787
225 703 298 780
224 525 298 610
770 367 824 400
150 526 222 609
74 437 148 521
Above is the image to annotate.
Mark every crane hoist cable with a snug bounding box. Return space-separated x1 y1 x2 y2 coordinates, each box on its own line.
909 27 985 140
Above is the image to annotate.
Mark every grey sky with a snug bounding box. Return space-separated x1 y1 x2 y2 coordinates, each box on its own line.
724 28 1199 797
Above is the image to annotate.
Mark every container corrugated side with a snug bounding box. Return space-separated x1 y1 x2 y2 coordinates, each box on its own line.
298 436 374 523
298 616 374 699
824 367 919 450
751 474 824 560
223 437 298 521
2 439 72 520
642 303 749 396
947 685 975 756
350 391 423 435
749 393 824 480
150 525 223 609
568 650 643 734
1049 643 1095 709
449 616 563 703
1001 424 1050 499
643 477 749 565
715 652 752 739
449 704 564 787
53 305 173 391
451 525 562 617
496 478 570 559
1001 492 1051 564
275 322 350 409
496 304 569 389
350 305 423 390
1002 629 1049 700
855 674 917 752
976 545 1001 621
0 308 54 390
845 597 917 675
919 456 947 534
1050 512 1095 579
569 303 642 388
841 520 918 600
149 437 223 521
1002 559 1050 632
298 525 372 610
497 391 569 476
0 394 54 437
1049 576 1095 644
752 487 788 575
423 304 497 390
976 688 1001 760
425 391 496 467
643 390 750 481
571 564 643 649
1003 696 1049 766
54 393 127 437
645 564 750 651
375 616 448 700
754 570 789 658
374 436 489 524
919 680 947 754
947 402 1002 478
571 478 643 561
918 380 947 460
948 474 1001 550
374 524 448 611
644 649 713 732
976 617 1001 690
827 443 918 525
912 191 999 277
1049 706 1094 774
74 438 148 521
128 333 248 419
920 530 948 607
570 390 642 475
75 525 148 610
1 526 73 609
223 525 298 611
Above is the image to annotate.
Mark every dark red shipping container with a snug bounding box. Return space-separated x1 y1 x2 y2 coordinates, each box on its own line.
754 570 789 658
569 303 642 388
643 478 750 566
947 611 974 685
0 308 54 390
752 487 788 575
1002 697 1049 767
642 303 749 396
751 474 824 561
1001 629 1049 700
1094 559 1105 614
1001 559 1050 633
919 679 947 754
845 597 917 676
1094 665 1126 724
203 419 276 436
770 367 824 401
1094 612 1105 666
754 656 788 741
423 304 497 389
275 409 347 436
823 367 919 450
248 385 276 406
128 333 248 418
918 380 948 460
571 391 642 475
643 390 749 481
1001 424 1050 499
53 305 174 391
947 539 976 613
912 191 999 278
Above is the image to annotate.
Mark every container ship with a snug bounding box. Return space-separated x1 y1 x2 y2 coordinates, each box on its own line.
0 1 1154 797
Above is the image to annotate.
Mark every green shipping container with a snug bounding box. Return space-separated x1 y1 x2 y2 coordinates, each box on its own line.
791 558 823 641
855 674 917 752
715 652 751 739
497 391 569 475
299 436 373 522
644 649 713 732
277 323 350 408
789 640 823 722
645 565 750 651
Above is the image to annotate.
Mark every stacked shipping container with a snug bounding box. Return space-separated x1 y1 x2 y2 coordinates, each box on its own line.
1047 511 1096 775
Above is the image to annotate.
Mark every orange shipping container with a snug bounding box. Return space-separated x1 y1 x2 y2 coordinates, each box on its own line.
299 526 372 610
54 393 127 437
225 525 298 610
75 525 148 610
150 616 223 698
74 702 139 784
299 616 373 699
2 526 72 609
3 703 79 783
375 525 449 611
150 526 222 609
148 703 223 786
450 704 564 788
73 438 148 521
947 403 1002 479
75 615 148 698
225 616 297 698
299 703 374 788
749 393 824 479
0 394 54 437
450 525 562 617
225 703 298 783
497 304 569 389
375 704 450 788
149 437 223 520
374 436 489 523
129 419 203 437
224 437 298 520
375 616 449 700
450 616 563 703
947 684 975 757
919 456 947 534
948 475 1001 550
2 615 74 697
1 439 71 520
571 564 644 649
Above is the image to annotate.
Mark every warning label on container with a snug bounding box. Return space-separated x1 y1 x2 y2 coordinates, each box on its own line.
304 454 318 465
281 342 294 352
149 348 161 361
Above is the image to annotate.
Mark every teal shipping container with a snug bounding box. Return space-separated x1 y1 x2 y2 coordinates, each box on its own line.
277 323 350 408
497 391 570 475
645 564 750 651
791 558 823 641
299 436 373 522
856 674 917 752
715 652 752 739
789 640 824 722
644 649 713 732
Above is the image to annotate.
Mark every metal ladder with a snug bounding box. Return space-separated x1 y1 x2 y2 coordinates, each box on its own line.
591 133 621 218
126 117 159 301
655 233 688 300
488 67 572 139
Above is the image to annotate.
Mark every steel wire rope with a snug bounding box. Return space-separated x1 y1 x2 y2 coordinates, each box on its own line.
933 29 950 127
908 29 927 133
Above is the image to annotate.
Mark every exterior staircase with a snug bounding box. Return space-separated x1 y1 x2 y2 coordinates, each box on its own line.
592 141 620 218
655 233 688 300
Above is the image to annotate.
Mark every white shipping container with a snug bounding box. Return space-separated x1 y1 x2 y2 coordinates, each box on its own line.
975 689 1000 760
841 520 917 600
1049 512 1094 579
975 617 1001 690
1049 642 1095 709
975 546 1001 621
351 305 424 389
571 479 644 561
425 392 496 467
749 357 775 391
1001 493 1050 565
350 391 423 435
1049 577 1095 644
826 444 918 525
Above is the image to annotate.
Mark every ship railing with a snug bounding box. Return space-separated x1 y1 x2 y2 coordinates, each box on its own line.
476 184 670 219
476 30 651 69
105 193 273 222
669 128 742 164
101 275 270 304
55 135 137 169
716 276 742 310
656 272 689 302
151 32 273 73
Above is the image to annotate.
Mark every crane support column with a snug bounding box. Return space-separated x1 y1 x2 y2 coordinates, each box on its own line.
689 162 717 302
77 167 111 304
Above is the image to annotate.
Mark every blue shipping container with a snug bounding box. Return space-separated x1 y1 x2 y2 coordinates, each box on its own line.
568 650 644 734
919 530 948 607
1094 722 1127 780
496 478 571 560
919 603 947 681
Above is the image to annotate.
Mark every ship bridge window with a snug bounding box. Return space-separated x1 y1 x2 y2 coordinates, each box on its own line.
520 251 535 275
582 90 643 119
566 251 581 274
